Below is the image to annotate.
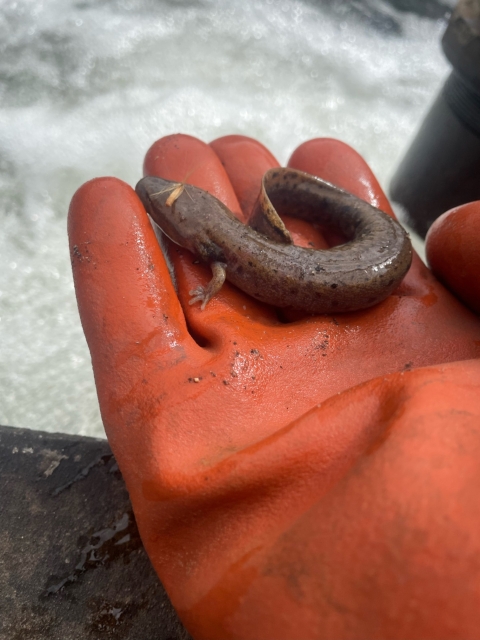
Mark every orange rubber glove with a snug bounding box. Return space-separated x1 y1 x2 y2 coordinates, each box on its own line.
426 201 480 316
69 133 480 640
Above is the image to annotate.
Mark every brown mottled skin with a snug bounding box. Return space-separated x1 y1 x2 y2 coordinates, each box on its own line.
135 168 412 314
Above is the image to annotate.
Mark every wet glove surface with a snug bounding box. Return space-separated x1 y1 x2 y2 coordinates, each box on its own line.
69 133 480 640
426 200 480 316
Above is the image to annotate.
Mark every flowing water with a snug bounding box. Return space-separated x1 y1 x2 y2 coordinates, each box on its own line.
0 0 452 437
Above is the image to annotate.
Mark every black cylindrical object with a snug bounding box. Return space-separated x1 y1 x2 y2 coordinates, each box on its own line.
390 0 480 238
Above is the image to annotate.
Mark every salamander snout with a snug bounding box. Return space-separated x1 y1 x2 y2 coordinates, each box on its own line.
135 176 167 216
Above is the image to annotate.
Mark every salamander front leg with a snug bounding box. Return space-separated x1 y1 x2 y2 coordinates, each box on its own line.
189 261 227 310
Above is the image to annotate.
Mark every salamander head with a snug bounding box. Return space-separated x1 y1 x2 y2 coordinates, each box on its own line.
135 176 230 264
135 175 203 251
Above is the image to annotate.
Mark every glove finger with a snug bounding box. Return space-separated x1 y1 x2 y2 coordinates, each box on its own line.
288 137 395 215
209 134 280 219
144 133 243 220
426 201 480 316
68 177 200 437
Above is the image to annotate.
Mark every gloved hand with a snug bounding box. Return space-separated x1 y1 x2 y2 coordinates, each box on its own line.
68 133 480 640
426 200 480 316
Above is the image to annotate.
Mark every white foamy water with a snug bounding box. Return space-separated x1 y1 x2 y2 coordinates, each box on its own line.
0 0 451 437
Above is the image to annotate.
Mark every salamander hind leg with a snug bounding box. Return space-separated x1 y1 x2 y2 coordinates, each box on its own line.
189 261 227 310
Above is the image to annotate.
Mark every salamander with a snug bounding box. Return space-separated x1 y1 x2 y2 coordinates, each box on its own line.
135 167 412 314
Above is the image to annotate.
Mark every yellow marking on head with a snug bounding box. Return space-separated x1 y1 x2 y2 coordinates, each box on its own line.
165 183 185 207
148 163 201 205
